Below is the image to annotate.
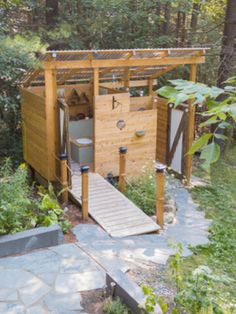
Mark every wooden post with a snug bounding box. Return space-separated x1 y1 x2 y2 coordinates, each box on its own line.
155 162 166 228
185 64 197 184
148 78 153 96
93 67 99 96
59 153 68 203
124 67 130 91
81 165 89 220
45 67 57 181
118 147 127 193
93 68 99 173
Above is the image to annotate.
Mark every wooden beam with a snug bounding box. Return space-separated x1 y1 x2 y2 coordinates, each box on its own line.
43 56 205 70
185 64 197 184
45 68 57 181
150 65 179 79
100 79 157 89
57 69 81 85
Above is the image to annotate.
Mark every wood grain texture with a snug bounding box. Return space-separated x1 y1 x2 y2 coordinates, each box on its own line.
156 97 168 164
70 172 160 237
21 88 49 179
94 104 157 177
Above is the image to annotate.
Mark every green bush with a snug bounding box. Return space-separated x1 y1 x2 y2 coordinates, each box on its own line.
0 159 71 235
124 164 156 215
103 297 131 314
0 35 45 162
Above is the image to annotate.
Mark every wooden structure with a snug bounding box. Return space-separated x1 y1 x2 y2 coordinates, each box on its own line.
70 172 160 237
21 48 207 185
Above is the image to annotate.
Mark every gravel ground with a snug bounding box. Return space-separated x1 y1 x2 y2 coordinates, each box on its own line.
127 260 176 313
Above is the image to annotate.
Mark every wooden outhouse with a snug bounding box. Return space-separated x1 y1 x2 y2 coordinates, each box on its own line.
21 48 206 186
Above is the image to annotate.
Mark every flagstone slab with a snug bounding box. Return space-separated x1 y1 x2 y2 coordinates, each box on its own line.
55 270 106 293
44 292 83 311
19 280 51 306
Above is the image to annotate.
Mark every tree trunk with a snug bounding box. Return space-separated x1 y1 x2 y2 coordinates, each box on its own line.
45 0 58 27
162 3 171 35
156 2 161 34
217 0 236 87
190 3 200 33
176 11 181 46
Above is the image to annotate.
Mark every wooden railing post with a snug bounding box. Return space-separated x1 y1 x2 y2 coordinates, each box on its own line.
118 147 127 193
81 165 89 220
59 153 68 203
155 162 166 228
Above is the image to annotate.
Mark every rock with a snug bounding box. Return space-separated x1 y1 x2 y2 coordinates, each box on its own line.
164 212 175 224
164 204 176 214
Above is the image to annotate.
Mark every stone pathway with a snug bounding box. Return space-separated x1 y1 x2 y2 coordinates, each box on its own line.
0 243 105 314
0 178 211 313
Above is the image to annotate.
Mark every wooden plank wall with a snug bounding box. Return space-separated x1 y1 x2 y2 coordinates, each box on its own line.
130 96 153 111
21 88 49 179
94 93 157 177
156 97 169 164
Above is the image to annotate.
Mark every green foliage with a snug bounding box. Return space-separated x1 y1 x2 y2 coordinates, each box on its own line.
0 160 71 235
124 164 156 215
182 144 236 313
0 35 45 162
173 265 231 314
0 159 34 234
141 285 168 313
157 78 236 172
103 297 131 314
169 243 184 291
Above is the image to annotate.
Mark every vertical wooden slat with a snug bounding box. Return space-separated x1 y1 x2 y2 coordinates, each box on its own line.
60 154 68 203
118 147 127 193
148 78 153 96
45 67 57 181
124 67 130 90
155 163 166 228
93 68 99 172
185 64 197 184
81 166 89 220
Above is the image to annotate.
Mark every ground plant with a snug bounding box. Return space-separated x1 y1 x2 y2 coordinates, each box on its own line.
103 297 131 314
124 164 156 215
0 159 71 235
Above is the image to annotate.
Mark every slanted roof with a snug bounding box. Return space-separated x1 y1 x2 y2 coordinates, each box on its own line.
22 48 208 87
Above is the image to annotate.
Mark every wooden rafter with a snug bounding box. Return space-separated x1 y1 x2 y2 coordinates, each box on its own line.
57 69 81 85
22 69 43 87
150 65 180 79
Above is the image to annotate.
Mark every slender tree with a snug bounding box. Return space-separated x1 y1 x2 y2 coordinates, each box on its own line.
217 0 236 87
45 0 58 28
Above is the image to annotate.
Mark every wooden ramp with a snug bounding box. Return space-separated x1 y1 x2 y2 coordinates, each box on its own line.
70 173 160 237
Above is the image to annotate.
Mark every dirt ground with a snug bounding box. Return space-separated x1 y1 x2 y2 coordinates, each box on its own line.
63 202 95 243
81 289 107 314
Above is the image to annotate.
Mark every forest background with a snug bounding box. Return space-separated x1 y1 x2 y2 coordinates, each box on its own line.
0 0 235 162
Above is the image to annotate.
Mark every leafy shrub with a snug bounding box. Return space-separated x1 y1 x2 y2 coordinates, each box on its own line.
103 297 131 314
0 35 45 162
124 164 156 215
0 160 71 235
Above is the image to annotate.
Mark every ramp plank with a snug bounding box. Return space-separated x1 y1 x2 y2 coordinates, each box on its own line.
69 172 160 237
